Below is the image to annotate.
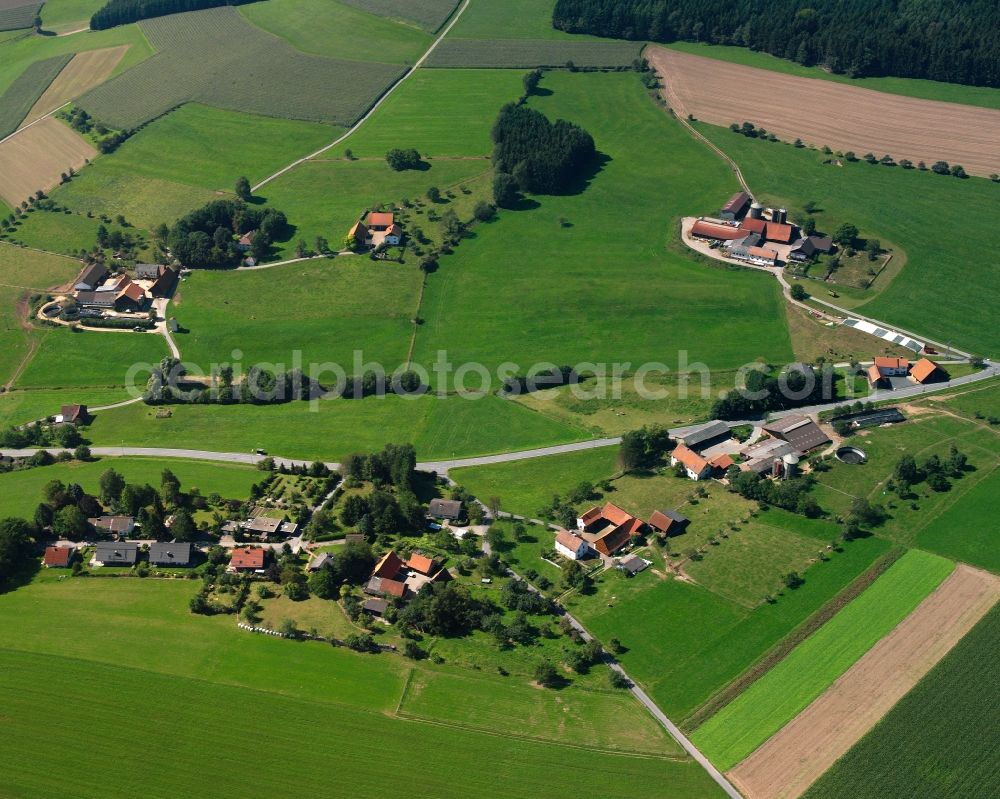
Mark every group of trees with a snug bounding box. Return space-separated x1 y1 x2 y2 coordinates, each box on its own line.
90 0 253 29
889 447 969 496
165 199 287 268
712 365 831 420
397 581 495 637
491 102 596 207
501 365 582 395
618 424 673 472
385 148 423 171
340 443 418 490
144 358 321 406
728 469 821 518
552 0 1000 88
336 444 425 537
0 420 83 451
0 518 34 588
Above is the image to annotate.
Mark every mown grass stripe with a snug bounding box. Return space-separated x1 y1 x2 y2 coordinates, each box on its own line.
691 549 954 771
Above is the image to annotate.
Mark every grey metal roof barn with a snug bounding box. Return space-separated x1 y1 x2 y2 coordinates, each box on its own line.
668 420 731 450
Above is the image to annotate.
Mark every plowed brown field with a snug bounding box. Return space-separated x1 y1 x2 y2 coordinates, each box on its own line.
649 46 1000 178
727 563 1000 799
20 46 129 127
0 116 95 205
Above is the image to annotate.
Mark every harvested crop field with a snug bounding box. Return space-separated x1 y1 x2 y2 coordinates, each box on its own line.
21 46 129 126
728 563 1000 799
427 38 644 68
0 116 95 206
78 7 404 130
0 54 72 139
0 0 39 30
339 0 459 32
649 46 1000 178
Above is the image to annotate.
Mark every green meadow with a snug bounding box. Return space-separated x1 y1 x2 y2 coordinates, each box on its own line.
449 0 604 40
39 0 105 31
916 468 1000 573
413 72 794 373
0 456 260 518
240 0 432 63
175 257 421 369
0 575 724 798
668 41 1000 111
0 387 127 428
330 68 523 157
84 393 589 460
15 325 164 389
698 122 1000 355
691 549 954 771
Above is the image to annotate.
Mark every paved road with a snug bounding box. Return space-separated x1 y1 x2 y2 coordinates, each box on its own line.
251 0 471 192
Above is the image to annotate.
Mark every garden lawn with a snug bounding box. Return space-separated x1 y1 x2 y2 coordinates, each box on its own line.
84 393 589 460
916 467 1000 574
564 534 891 722
691 549 955 771
15 325 164 389
803 603 1000 799
451 446 619 517
331 68 523 157
413 72 793 373
175 257 421 370
260 157 490 259
0 456 260 518
0 568 724 798
698 122 1000 355
240 0 431 63
668 41 1000 112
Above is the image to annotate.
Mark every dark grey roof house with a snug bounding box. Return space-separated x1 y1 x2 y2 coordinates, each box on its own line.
134 263 162 280
428 498 462 520
93 542 139 566
148 542 192 567
74 263 108 291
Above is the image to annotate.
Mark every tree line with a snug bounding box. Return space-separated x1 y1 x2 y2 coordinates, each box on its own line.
552 0 1000 88
90 0 254 30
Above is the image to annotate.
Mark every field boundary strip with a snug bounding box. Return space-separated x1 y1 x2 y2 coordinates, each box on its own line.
682 545 905 731
728 563 1000 799
690 549 954 770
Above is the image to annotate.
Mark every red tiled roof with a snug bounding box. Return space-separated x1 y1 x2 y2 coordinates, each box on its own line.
721 191 750 214
380 578 406 598
672 443 710 473
61 404 85 423
406 553 435 575
867 364 883 385
593 521 638 556
739 217 767 235
238 231 256 246
748 246 778 261
909 358 940 383
691 220 745 241
348 220 367 239
764 222 794 243
367 212 394 228
43 546 72 566
118 283 145 302
578 506 603 525
600 503 634 527
709 453 735 469
556 530 587 552
230 547 265 569
372 550 403 580
874 356 909 370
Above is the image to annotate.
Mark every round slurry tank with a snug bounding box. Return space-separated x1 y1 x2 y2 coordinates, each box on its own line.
836 446 867 465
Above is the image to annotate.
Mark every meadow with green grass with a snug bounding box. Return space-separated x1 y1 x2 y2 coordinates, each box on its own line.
39 0 104 31
691 549 954 771
240 0 432 63
15 326 164 389
339 0 458 32
916 468 1000 573
0 387 127 428
83 393 589 460
8 207 129 255
449 0 601 40
427 38 644 68
176 257 421 369
697 122 1000 355
803 603 1000 799
0 456 260 518
413 71 793 373
0 573 725 798
564 534 891 722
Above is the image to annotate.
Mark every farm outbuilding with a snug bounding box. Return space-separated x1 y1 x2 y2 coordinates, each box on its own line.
719 191 751 220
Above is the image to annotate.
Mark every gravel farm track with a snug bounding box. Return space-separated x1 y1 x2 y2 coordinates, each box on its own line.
727 564 1000 799
648 46 1000 178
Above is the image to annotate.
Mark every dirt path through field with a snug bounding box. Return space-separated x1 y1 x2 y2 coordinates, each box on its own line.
728 563 1000 799
648 46 1000 178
